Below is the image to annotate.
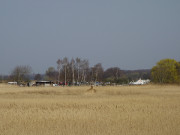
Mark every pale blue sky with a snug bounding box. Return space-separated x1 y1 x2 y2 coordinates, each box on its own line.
0 0 180 74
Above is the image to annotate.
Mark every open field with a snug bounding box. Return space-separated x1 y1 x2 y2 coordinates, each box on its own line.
0 84 179 135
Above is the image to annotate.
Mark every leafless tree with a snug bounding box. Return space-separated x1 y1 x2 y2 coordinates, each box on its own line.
45 67 57 82
93 63 104 82
103 67 123 81
63 57 68 85
71 58 75 85
80 59 89 82
76 57 81 82
34 73 42 81
57 59 62 83
11 65 32 84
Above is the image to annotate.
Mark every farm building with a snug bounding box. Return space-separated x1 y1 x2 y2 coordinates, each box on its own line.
35 81 53 86
8 82 17 85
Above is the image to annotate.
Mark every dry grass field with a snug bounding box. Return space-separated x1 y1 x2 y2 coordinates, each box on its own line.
0 84 179 135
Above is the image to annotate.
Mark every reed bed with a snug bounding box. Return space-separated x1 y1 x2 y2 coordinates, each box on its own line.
0 84 179 135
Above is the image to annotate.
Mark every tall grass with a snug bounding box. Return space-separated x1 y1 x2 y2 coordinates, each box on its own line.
0 84 179 135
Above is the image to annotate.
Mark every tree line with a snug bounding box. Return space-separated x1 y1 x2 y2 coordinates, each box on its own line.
44 57 112 85
3 57 150 85
43 57 103 85
43 57 151 85
2 58 179 85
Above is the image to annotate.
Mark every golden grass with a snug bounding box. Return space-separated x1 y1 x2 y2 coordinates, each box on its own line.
0 84 179 135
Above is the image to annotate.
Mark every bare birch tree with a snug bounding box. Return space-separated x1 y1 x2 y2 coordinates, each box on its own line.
63 57 68 85
57 59 62 83
80 59 89 82
71 58 75 85
94 63 104 82
76 57 81 83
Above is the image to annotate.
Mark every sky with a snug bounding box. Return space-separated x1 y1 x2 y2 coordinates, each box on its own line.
0 0 180 74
